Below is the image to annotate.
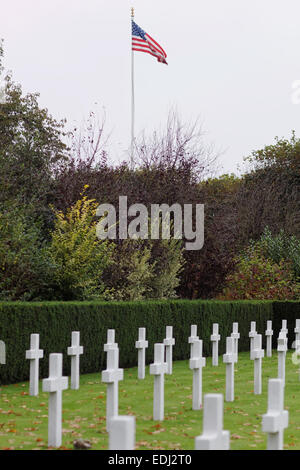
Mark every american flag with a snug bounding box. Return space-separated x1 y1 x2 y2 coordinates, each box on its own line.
132 20 167 65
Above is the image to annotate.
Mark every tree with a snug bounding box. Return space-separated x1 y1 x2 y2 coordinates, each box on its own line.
0 43 68 226
236 133 300 245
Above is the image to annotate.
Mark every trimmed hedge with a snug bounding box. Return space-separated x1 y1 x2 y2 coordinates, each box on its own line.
272 301 300 348
0 300 283 385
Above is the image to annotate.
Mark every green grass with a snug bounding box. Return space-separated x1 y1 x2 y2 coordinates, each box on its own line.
0 350 299 450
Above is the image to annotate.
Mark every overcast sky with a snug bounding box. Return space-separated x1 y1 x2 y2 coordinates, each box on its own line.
2 0 300 174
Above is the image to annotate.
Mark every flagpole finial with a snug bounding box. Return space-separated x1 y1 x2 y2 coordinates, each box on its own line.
131 7 134 18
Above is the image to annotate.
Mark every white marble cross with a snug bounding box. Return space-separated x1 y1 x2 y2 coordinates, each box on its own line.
42 353 68 448
250 334 264 395
210 324 220 366
163 326 175 375
262 378 288 450
189 339 206 410
265 320 273 357
104 329 118 352
249 321 257 357
135 327 148 380
188 325 199 356
0 340 6 365
231 322 240 363
277 332 288 385
101 346 124 431
195 394 230 450
149 343 168 421
67 331 83 390
109 416 135 450
25 334 44 396
223 337 235 402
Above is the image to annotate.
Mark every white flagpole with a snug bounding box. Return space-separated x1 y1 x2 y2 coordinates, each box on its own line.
131 7 135 170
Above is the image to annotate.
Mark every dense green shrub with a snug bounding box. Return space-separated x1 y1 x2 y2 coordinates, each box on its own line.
0 300 275 384
47 191 114 300
219 231 300 300
104 237 184 301
0 204 55 301
260 227 300 280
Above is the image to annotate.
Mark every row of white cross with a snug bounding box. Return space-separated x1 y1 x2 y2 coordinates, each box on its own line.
108 377 288 451
105 320 294 450
1 318 297 449
25 331 83 397
5 318 299 400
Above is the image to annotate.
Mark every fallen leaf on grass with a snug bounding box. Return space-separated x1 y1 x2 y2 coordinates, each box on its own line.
151 428 166 434
136 441 150 447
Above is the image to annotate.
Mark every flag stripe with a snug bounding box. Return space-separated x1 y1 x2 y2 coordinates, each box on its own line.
133 34 166 57
132 38 164 57
145 33 166 57
132 38 166 61
132 47 161 60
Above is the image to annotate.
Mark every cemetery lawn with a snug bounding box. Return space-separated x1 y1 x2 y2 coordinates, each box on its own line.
0 351 299 450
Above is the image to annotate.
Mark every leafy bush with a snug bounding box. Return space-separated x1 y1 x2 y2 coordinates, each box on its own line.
259 227 300 279
0 204 54 300
47 189 114 300
103 237 184 301
219 242 300 300
148 238 184 299
103 239 154 301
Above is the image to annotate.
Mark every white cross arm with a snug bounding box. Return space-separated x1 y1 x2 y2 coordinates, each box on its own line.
231 332 240 339
163 337 175 346
135 339 148 349
149 362 168 375
26 349 44 360
210 333 220 341
102 368 124 383
223 353 235 363
67 345 83 356
104 343 118 351
262 410 289 433
25 334 43 360
189 357 206 370
42 376 68 393
251 349 265 360
265 329 273 335
189 336 199 343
